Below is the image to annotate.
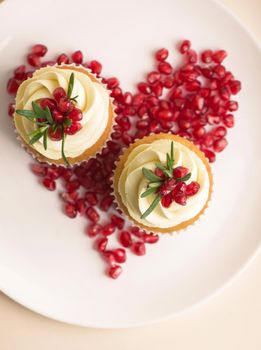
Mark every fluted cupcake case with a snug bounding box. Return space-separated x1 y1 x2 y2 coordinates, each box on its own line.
13 64 117 167
112 133 213 235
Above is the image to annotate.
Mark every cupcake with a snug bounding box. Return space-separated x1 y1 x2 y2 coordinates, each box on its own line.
113 133 213 234
14 64 114 166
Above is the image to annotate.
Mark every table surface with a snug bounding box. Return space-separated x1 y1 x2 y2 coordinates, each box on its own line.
1 0 261 349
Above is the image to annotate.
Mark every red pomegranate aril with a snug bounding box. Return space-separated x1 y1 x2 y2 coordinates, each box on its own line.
47 167 61 179
113 248 126 263
223 114 234 128
179 119 191 130
228 80 241 94
130 227 144 238
53 87 67 102
122 92 133 105
95 236 108 252
185 80 201 91
142 233 159 244
60 191 78 203
85 192 98 206
71 50 83 64
173 166 189 179
86 223 102 238
203 134 214 147
89 60 102 75
14 65 26 80
119 231 132 248
106 77 119 89
31 164 47 177
31 44 47 57
227 100 238 111
147 71 161 84
57 53 70 65
161 194 173 208
158 62 172 74
162 76 174 88
117 116 131 131
75 198 87 215
201 50 213 63
107 140 121 154
67 108 83 121
155 48 169 62
100 195 114 211
101 223 115 236
86 207 100 223
212 50 227 63
203 149 216 163
193 126 206 139
151 82 163 97
155 168 165 178
42 177 56 191
40 98 56 111
173 192 187 205
207 114 221 125
66 180 80 192
57 97 72 113
64 203 77 218
187 49 198 64
136 120 149 129
157 109 173 120
111 215 125 229
212 126 227 139
41 60 55 67
8 103 15 117
52 109 64 124
186 181 200 196
219 86 231 101
180 40 191 54
103 250 116 265
7 78 20 95
132 242 146 256
213 138 228 152
107 265 122 279
137 82 151 94
65 122 82 135
48 127 62 141
27 53 41 67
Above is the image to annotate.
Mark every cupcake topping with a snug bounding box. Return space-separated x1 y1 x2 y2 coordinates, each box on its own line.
16 73 80 165
140 142 200 219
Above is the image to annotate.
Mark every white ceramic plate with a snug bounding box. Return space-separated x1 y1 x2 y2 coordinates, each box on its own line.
0 0 260 329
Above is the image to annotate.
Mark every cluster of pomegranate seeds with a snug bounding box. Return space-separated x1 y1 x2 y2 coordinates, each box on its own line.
6 41 241 279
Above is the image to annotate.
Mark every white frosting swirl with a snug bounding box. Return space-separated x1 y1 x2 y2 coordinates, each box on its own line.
14 65 110 159
118 139 210 228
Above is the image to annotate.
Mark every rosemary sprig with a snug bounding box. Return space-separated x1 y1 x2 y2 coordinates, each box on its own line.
67 72 74 99
140 195 161 219
61 125 69 166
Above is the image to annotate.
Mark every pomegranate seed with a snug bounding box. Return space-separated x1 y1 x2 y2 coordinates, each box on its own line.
119 231 132 248
14 65 26 80
27 53 41 67
95 237 108 252
60 191 78 203
155 168 165 178
57 54 70 65
136 120 149 129
161 194 172 208
173 166 189 179
111 215 125 229
71 50 83 64
103 251 116 265
155 48 169 62
186 181 200 196
100 195 114 211
53 87 66 102
8 103 15 117
75 198 87 215
101 223 115 236
151 82 163 97
130 227 144 238
31 164 47 177
173 192 187 205
132 242 146 256
228 80 241 94
213 138 228 152
193 126 206 139
227 100 238 112
42 177 56 191
64 203 77 218
86 207 100 223
7 78 20 95
117 116 131 131
57 97 72 113
86 223 102 238
52 109 64 124
67 108 83 121
46 167 61 179
207 114 221 125
64 122 82 135
89 60 102 75
137 82 151 94
48 127 62 141
147 71 160 84
201 50 213 63
212 50 227 63
107 265 122 279
65 180 80 192
122 92 133 105
113 248 126 263
162 76 174 88
180 40 191 54
223 114 234 128
204 149 216 163
157 109 173 120
31 44 47 57
142 233 159 244
85 192 98 206
203 133 214 147
158 62 172 74
41 60 56 67
106 77 119 89
212 126 227 139
159 179 176 196
187 50 198 64
40 98 56 111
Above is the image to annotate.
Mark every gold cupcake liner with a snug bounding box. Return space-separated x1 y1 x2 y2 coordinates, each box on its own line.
13 63 118 168
111 132 214 235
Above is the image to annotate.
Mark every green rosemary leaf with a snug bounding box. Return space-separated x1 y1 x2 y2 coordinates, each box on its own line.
67 73 75 99
142 168 162 182
155 163 172 178
140 187 158 198
64 118 72 127
16 109 36 120
176 172 192 182
149 181 162 188
61 126 70 167
32 101 47 119
44 106 54 124
167 153 172 172
43 128 48 150
70 95 78 102
29 129 45 145
170 141 174 167
140 194 161 219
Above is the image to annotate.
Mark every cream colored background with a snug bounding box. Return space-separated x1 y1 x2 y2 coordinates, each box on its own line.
1 0 261 349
